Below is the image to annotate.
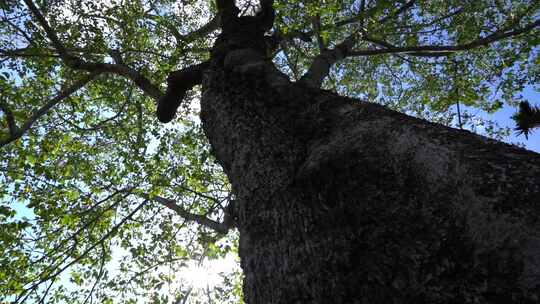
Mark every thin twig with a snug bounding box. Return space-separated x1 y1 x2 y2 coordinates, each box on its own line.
0 72 99 147
16 200 147 303
349 19 540 57
378 0 416 24
23 0 163 99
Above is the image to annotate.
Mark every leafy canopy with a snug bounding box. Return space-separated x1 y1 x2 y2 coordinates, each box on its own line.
0 0 538 303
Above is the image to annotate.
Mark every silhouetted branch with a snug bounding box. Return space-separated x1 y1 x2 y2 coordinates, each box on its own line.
0 48 59 58
157 61 209 123
152 195 231 234
22 0 72 60
350 19 540 57
311 14 325 52
16 200 147 304
146 13 221 46
179 15 221 43
0 72 99 147
0 101 17 137
299 31 359 88
378 0 416 24
23 0 163 99
300 18 539 88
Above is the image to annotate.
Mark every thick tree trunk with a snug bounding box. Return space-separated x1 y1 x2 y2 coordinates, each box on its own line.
200 36 540 304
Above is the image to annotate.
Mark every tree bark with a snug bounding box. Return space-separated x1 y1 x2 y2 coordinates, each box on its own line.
200 20 540 304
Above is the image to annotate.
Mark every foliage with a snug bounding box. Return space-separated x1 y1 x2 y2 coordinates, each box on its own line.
513 101 540 138
0 0 538 302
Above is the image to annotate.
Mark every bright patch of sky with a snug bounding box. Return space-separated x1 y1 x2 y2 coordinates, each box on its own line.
449 85 540 153
481 86 540 152
180 253 239 290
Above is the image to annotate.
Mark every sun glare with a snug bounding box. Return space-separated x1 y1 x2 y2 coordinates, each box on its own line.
180 254 238 289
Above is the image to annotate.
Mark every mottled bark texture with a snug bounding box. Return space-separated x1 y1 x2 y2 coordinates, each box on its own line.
199 16 540 304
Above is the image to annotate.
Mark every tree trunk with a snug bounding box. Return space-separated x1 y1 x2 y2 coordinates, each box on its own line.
200 36 540 304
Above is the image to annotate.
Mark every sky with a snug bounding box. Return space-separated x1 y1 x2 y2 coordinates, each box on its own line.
482 86 540 153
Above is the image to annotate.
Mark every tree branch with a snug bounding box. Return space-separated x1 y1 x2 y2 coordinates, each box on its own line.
157 61 209 123
326 0 410 30
16 200 147 304
2 17 37 46
358 0 366 29
258 0 275 31
81 62 163 99
276 0 411 46
216 0 239 28
0 48 59 59
378 0 416 24
290 1 415 88
152 195 231 234
23 0 163 100
82 243 107 304
0 72 99 147
175 182 220 203
273 0 373 47
180 14 221 43
299 18 539 88
22 0 72 60
0 101 17 138
351 19 540 57
388 7 464 32
311 14 325 53
146 13 220 46
279 42 301 80
299 31 359 88
360 33 415 63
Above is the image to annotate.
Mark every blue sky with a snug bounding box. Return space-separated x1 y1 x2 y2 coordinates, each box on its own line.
485 86 540 153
